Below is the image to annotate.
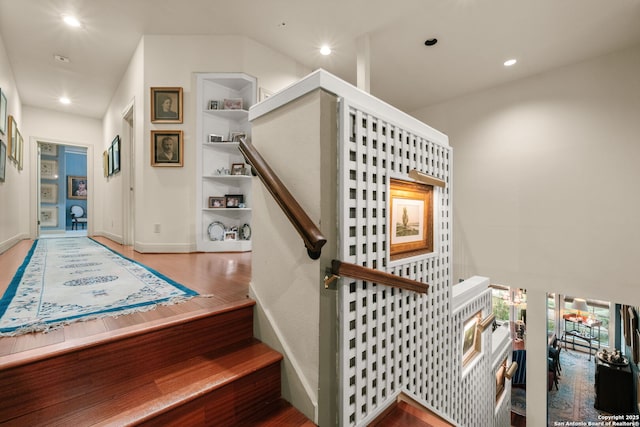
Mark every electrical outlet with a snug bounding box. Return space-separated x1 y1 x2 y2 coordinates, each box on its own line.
154 224 161 233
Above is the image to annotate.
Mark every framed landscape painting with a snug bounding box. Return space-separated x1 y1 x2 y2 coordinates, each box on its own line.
389 178 433 260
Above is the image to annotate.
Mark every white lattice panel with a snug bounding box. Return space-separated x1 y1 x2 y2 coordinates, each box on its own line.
493 331 513 427
338 101 452 426
451 289 493 427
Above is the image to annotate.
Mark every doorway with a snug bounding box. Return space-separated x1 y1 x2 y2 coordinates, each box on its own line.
37 141 88 238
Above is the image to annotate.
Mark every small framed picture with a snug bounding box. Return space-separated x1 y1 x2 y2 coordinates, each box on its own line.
41 159 58 180
0 89 6 136
111 135 121 174
103 150 109 177
68 175 88 200
208 196 225 208
40 142 58 156
40 206 58 227
208 134 224 143
151 87 183 123
224 230 238 241
225 194 244 208
208 100 219 110
223 98 243 110
41 183 58 203
230 132 246 143
231 163 245 176
151 130 183 167
0 141 6 182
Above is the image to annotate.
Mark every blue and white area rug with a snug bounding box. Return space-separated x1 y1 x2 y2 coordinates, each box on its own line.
0 238 198 336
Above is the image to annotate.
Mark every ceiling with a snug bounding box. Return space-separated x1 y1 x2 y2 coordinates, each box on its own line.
1 0 640 119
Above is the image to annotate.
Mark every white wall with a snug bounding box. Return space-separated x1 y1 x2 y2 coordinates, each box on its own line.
102 34 310 252
412 44 640 427
0 32 26 252
23 106 102 237
100 38 145 244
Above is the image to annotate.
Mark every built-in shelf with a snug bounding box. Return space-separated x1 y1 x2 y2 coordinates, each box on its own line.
195 72 257 253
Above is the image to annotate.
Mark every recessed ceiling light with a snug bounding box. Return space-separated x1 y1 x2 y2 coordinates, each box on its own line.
59 97 71 105
54 54 70 63
62 15 81 28
504 59 517 67
320 45 332 56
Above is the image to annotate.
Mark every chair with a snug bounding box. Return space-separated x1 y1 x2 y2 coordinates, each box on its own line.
70 205 87 230
511 350 526 388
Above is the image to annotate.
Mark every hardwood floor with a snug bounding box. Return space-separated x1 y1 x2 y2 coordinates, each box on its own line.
0 236 252 358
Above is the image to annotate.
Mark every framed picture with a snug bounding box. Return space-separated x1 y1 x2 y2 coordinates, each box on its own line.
208 196 225 208
225 194 243 208
223 98 243 110
224 230 238 241
7 115 17 161
0 141 6 182
0 89 7 135
68 175 87 200
40 142 57 156
111 135 121 174
208 100 219 110
208 134 224 143
462 312 481 366
389 178 434 260
41 183 58 203
40 159 58 180
40 206 58 227
103 150 109 177
151 130 183 167
108 145 114 175
16 128 23 170
151 87 183 123
231 163 245 176
230 132 246 143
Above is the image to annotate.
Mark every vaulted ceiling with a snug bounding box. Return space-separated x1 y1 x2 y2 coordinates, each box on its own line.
1 0 639 119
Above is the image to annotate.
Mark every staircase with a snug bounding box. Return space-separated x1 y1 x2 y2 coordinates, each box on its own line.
0 300 314 426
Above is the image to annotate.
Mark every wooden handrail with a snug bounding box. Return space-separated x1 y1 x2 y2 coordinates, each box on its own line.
238 138 327 260
328 260 429 294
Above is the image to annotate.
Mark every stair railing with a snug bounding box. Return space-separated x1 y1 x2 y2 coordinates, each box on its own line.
238 137 327 260
325 260 429 294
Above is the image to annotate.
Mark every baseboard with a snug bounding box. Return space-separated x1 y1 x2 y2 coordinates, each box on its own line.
0 234 30 255
133 241 196 253
95 231 124 245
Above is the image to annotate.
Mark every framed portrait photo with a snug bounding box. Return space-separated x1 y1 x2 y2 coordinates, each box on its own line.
231 163 245 176
151 130 183 167
151 87 183 123
68 175 87 200
225 194 244 208
208 196 225 208
223 98 243 110
389 178 433 261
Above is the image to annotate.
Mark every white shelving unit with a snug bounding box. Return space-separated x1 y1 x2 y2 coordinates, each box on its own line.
195 72 256 252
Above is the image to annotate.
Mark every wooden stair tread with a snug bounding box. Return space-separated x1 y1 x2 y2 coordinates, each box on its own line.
5 340 283 427
0 299 256 371
242 398 317 426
